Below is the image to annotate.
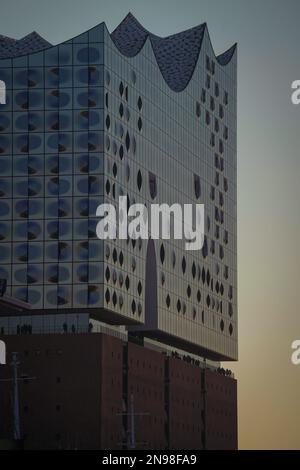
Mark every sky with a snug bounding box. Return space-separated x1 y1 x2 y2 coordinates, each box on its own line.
1 0 300 449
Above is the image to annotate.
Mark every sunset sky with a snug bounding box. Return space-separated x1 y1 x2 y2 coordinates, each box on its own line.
1 0 299 449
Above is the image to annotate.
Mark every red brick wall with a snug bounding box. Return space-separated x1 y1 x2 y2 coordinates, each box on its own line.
99 334 123 450
0 333 237 450
204 369 237 450
166 357 203 450
0 333 123 449
127 343 166 449
128 343 166 449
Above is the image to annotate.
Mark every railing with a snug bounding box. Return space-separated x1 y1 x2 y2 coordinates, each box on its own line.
0 323 128 341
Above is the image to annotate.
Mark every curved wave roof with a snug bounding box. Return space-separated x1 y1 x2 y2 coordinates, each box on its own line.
0 13 236 92
111 13 207 92
0 31 51 59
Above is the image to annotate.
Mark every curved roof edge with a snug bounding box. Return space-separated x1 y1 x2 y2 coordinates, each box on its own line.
0 13 237 92
0 31 51 59
110 13 236 92
217 43 237 65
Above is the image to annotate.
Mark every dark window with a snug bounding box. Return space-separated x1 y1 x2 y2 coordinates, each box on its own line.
137 170 142 191
219 104 224 119
215 118 219 133
194 174 201 199
206 111 210 125
149 172 157 199
138 96 142 110
160 244 165 264
125 132 130 151
137 170 143 191
206 55 210 71
206 75 211 89
182 256 186 274
224 177 228 192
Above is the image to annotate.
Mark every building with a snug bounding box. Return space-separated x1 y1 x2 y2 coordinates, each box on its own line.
0 330 237 450
0 13 237 449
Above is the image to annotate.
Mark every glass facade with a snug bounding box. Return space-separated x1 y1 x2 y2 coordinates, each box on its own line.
0 25 106 312
0 15 237 360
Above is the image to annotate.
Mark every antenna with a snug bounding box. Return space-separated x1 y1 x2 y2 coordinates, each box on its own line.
117 393 149 449
0 352 36 442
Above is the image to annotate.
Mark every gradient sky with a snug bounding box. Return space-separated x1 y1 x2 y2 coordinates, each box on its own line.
1 0 300 450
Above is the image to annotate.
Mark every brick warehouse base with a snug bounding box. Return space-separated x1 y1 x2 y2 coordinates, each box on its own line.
0 333 237 450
